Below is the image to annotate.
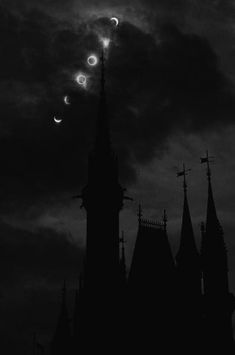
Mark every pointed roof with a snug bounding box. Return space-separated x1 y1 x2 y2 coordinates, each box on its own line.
94 49 111 154
203 156 223 238
176 180 199 265
201 155 227 271
206 177 221 232
200 151 222 234
204 176 226 253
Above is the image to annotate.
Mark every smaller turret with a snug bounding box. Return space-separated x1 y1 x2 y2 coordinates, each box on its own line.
176 164 201 286
200 151 235 353
175 164 202 353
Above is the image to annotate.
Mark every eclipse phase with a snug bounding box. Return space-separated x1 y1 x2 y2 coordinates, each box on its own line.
110 17 119 26
64 96 70 105
76 73 87 87
54 116 62 124
87 55 98 66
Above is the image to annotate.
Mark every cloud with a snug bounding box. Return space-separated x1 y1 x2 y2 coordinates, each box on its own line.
0 221 83 288
0 3 235 354
0 7 234 214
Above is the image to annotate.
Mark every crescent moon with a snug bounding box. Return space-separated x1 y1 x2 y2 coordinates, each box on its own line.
54 116 62 124
64 96 70 105
111 17 119 26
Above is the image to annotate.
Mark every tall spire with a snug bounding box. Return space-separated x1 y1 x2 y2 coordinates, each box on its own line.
176 164 199 264
101 48 105 95
200 151 220 231
119 231 127 284
200 151 228 275
206 174 221 233
200 154 235 352
95 48 111 153
81 36 124 299
175 164 201 354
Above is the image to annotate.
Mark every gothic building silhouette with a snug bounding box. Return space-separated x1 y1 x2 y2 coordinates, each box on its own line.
51 52 235 354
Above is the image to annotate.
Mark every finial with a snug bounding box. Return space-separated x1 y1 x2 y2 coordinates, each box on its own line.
138 204 143 223
163 209 167 233
200 150 215 181
177 163 191 193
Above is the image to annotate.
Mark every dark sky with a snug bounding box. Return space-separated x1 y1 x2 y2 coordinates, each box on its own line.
0 1 235 354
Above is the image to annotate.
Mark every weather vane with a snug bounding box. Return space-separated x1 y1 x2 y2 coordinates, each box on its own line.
200 150 215 180
177 163 191 192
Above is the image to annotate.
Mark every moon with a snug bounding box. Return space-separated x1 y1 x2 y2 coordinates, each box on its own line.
87 55 98 66
110 17 119 27
64 96 70 105
76 73 87 87
54 116 62 124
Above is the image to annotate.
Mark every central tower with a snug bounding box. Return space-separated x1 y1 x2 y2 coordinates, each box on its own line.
81 50 124 302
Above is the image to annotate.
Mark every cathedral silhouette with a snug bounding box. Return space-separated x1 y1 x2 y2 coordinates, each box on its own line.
51 51 235 355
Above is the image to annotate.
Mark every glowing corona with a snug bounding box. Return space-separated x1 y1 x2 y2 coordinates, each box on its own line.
76 73 87 88
87 55 98 66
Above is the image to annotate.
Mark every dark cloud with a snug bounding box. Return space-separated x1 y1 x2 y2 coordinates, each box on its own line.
0 221 83 287
0 7 234 215
0 3 234 354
